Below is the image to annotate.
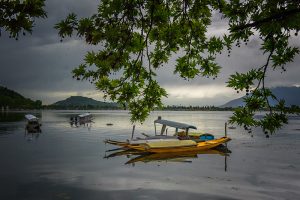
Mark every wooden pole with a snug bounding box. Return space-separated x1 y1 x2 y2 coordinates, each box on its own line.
131 125 135 140
224 122 228 171
225 155 227 172
225 122 227 137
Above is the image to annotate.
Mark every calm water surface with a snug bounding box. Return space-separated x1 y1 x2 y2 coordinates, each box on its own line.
0 110 299 200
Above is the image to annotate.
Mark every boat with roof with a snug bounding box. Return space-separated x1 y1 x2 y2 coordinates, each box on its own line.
70 112 93 126
25 114 42 133
104 116 231 153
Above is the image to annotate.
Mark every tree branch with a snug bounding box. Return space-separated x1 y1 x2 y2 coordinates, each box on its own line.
232 8 300 31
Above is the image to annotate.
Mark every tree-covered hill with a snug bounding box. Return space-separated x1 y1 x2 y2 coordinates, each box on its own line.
49 96 119 110
0 86 42 109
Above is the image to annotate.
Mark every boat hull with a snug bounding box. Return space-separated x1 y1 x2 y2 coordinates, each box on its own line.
105 137 231 153
130 137 231 153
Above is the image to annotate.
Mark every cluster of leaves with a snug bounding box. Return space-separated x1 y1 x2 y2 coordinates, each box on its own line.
0 0 46 39
56 0 300 133
226 0 300 135
55 0 226 122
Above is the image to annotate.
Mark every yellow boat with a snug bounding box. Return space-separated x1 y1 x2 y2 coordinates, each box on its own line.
104 116 231 153
128 137 231 153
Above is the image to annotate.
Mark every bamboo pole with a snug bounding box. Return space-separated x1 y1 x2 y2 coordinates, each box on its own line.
131 125 135 139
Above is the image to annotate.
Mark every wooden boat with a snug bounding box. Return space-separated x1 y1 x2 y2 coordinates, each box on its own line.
128 137 231 153
104 116 231 153
105 116 211 146
105 135 230 153
25 114 42 133
70 113 93 126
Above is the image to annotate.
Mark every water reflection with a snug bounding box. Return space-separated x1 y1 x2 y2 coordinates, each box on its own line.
1 110 300 200
0 112 25 122
104 145 231 166
24 131 42 141
26 121 42 133
69 120 94 129
69 114 94 131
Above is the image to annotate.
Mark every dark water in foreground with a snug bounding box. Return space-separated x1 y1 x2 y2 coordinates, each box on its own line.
0 110 299 200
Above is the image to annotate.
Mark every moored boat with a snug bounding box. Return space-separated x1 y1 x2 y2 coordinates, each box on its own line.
128 137 231 153
70 113 93 126
25 114 42 133
104 117 231 153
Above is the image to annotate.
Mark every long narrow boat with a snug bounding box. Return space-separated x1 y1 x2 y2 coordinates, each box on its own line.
105 116 214 147
104 116 231 153
129 137 231 153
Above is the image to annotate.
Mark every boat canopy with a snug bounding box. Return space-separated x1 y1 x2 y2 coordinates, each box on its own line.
78 113 91 118
154 119 197 130
25 114 38 121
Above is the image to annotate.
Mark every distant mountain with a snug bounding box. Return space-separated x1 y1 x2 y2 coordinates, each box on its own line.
50 96 119 109
220 86 300 108
0 86 42 109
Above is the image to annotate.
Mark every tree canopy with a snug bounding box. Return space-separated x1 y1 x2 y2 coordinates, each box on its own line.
54 0 299 135
0 0 46 39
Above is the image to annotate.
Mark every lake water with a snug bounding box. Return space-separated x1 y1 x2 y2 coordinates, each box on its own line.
0 110 299 200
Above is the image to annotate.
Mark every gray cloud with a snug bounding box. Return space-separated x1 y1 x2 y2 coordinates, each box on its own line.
0 1 299 106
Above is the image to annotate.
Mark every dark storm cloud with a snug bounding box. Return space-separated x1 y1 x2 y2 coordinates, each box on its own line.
0 1 299 106
0 0 100 104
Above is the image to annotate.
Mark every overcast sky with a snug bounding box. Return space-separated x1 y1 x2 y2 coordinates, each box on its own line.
0 1 299 106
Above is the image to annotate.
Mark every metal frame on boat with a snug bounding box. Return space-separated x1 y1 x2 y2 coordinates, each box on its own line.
154 116 197 136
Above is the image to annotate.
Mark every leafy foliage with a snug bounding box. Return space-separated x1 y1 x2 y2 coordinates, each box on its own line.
225 0 300 135
56 0 300 133
0 0 46 39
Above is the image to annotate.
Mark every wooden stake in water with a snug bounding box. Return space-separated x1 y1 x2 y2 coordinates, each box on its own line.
224 122 228 172
131 125 136 140
225 122 227 137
